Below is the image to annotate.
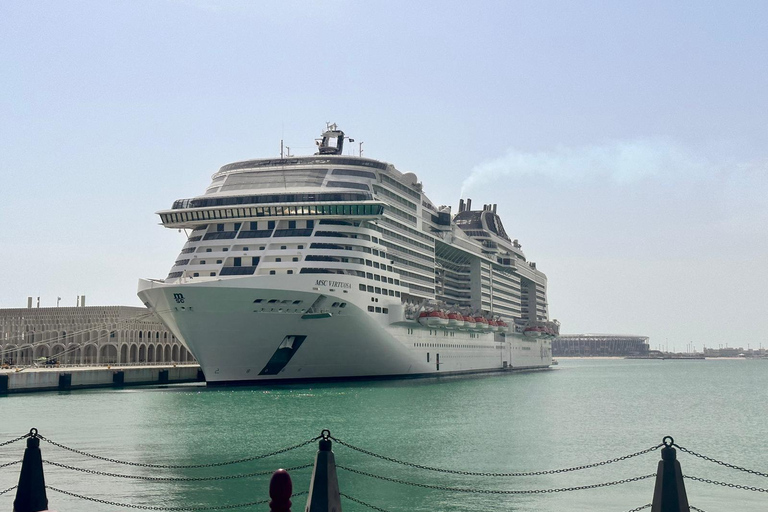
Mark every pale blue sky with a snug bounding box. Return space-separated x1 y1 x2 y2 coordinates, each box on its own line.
1 1 766 350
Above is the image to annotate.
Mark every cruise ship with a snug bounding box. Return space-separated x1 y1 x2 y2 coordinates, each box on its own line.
138 125 557 384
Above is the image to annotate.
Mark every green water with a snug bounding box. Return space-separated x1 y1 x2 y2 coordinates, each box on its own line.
1 359 766 511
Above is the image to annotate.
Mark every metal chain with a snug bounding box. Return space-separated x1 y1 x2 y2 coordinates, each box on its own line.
684 475 768 493
337 465 656 494
689 506 708 512
623 505 650 512
38 434 319 469
340 492 392 512
674 444 768 478
331 436 663 477
0 434 29 449
43 460 313 481
0 460 22 469
46 486 308 511
0 485 18 496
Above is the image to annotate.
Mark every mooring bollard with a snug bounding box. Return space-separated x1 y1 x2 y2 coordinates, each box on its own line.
269 469 293 512
13 428 48 512
651 436 690 512
305 430 342 512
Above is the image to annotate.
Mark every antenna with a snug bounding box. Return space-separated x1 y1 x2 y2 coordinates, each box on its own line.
359 141 364 156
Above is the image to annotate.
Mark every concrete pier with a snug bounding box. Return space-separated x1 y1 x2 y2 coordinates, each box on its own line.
0 364 202 394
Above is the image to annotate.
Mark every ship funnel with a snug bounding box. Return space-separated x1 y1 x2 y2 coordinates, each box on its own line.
466 198 472 211
27 297 32 309
459 199 465 212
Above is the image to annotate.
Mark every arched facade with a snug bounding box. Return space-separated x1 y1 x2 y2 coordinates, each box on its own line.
0 306 195 367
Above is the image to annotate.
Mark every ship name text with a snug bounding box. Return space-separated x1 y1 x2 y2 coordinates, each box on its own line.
315 280 352 289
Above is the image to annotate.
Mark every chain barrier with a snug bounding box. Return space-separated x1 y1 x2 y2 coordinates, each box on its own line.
45 486 308 511
337 464 656 494
0 460 22 469
623 505 650 512
43 460 313 481
38 433 319 469
330 435 663 477
0 434 30 449
339 492 392 512
0 485 18 496
674 444 768 478
684 474 768 493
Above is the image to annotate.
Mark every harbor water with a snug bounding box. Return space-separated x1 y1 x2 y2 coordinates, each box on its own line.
1 358 766 511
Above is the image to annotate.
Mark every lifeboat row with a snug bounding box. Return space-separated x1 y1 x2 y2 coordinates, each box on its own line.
522 322 560 339
417 311 510 333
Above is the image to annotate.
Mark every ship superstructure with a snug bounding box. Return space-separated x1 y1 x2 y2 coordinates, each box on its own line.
138 125 556 383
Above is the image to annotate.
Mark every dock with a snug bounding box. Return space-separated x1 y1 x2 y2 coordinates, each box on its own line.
0 364 203 394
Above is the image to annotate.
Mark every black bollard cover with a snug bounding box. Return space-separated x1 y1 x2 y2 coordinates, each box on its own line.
306 431 342 512
13 432 48 512
651 437 690 512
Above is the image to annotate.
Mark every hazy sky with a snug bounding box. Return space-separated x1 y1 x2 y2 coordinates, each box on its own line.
1 1 766 351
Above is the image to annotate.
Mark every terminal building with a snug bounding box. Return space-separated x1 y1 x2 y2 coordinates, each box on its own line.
553 334 650 357
0 298 194 366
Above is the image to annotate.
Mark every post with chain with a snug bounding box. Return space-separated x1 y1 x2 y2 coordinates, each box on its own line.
269 469 293 512
305 430 342 512
13 428 49 512
651 436 690 512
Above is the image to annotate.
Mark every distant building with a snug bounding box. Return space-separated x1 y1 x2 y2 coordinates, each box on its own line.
553 334 649 357
0 305 195 366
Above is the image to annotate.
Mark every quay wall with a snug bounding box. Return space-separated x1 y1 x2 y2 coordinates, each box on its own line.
0 364 202 393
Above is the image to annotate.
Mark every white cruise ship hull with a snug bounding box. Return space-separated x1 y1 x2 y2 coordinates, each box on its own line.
138 275 551 384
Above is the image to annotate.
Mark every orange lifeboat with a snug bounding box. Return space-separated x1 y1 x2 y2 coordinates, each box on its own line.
523 325 541 338
463 315 476 330
447 312 464 329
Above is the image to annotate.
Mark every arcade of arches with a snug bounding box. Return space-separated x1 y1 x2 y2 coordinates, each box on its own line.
0 306 196 366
